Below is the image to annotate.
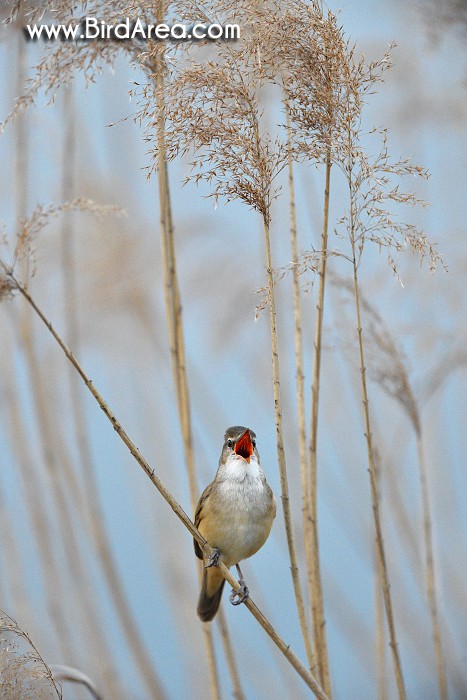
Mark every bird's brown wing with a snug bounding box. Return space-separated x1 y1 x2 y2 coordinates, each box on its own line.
193 481 213 560
266 483 277 519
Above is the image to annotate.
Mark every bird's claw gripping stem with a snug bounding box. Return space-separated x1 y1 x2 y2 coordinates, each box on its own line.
205 547 221 568
229 581 249 606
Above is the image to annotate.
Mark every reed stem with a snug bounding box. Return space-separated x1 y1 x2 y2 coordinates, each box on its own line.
3 264 329 700
416 433 448 700
308 145 332 695
351 261 406 700
287 107 317 674
262 215 315 678
152 17 236 696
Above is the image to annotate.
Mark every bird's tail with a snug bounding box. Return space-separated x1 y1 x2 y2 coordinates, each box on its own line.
197 567 225 622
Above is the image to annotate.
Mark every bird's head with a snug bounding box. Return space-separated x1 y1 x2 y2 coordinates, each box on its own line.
220 426 258 465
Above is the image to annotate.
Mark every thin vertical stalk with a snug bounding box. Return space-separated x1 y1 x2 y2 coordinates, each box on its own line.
375 555 387 700
151 20 224 698
308 144 332 695
344 87 405 692
379 438 462 696
374 450 387 700
217 609 245 700
154 74 223 700
286 108 317 674
416 433 448 700
157 112 222 700
60 86 165 699
262 215 312 676
351 260 406 700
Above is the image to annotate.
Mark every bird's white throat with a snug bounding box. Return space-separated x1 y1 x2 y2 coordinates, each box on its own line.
220 452 262 483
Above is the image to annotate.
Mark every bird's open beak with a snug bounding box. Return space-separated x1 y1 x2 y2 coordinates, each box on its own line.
234 429 253 463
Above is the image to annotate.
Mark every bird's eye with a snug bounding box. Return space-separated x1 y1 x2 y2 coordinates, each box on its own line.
252 439 256 448
227 439 233 448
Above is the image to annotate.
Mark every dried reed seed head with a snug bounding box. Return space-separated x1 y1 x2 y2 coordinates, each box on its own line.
4 0 441 273
1 610 61 699
142 29 289 220
232 1 353 163
332 273 421 433
0 199 125 291
0 271 15 301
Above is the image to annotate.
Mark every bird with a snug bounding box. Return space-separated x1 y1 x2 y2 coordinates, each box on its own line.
194 426 276 622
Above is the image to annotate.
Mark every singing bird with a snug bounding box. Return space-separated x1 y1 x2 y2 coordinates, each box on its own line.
194 426 276 622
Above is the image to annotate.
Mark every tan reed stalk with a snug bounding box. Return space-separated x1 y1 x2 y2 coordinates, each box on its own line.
380 333 447 699
372 426 460 695
152 41 197 514
350 259 406 700
229 62 313 672
215 64 314 675
385 443 455 695
286 107 317 674
137 17 321 687
217 608 246 700
345 284 448 699
375 553 387 700
374 449 387 700
277 7 339 687
262 214 315 674
308 143 332 695
151 26 224 699
59 86 165 700
416 433 448 700
2 265 330 700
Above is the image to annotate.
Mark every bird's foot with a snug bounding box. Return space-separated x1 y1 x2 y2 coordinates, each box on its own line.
229 580 249 606
205 547 221 568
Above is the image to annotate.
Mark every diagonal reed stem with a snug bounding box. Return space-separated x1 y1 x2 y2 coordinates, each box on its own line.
3 264 329 700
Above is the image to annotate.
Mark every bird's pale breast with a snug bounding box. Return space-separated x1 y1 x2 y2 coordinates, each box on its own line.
198 474 275 567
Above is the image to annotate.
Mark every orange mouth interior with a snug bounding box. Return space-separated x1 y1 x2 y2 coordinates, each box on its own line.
234 430 253 462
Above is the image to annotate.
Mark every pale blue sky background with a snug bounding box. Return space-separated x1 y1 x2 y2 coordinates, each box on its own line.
1 2 466 699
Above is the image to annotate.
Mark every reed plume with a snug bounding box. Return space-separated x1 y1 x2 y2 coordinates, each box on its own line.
139 8 318 672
